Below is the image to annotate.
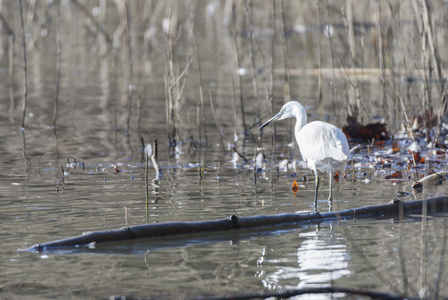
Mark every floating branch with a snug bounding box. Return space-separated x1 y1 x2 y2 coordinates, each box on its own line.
22 197 448 253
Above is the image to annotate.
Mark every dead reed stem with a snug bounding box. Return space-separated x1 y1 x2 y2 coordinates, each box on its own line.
253 146 257 184
193 34 207 144
419 201 428 294
413 0 446 138
375 0 389 119
0 11 14 37
71 0 112 45
145 145 149 220
52 0 61 129
268 0 276 156
163 5 192 148
325 0 337 115
242 0 258 98
416 0 443 90
19 0 28 130
342 0 363 122
232 0 247 136
137 94 142 131
8 33 14 124
0 13 14 122
345 0 356 64
209 90 226 153
151 139 161 178
398 202 410 297
231 74 238 146
280 0 290 101
433 218 447 299
435 80 448 143
124 2 134 133
316 1 324 120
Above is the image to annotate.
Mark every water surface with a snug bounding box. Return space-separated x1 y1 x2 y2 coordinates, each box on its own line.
1 1 448 299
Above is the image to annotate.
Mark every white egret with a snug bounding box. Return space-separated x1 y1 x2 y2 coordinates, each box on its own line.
259 101 350 211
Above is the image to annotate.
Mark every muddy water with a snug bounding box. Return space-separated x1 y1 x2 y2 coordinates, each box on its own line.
1 1 448 299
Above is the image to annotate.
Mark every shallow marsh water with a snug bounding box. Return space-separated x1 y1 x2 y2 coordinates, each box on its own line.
1 1 448 299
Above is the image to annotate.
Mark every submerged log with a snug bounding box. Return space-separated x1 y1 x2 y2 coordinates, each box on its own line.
22 196 448 253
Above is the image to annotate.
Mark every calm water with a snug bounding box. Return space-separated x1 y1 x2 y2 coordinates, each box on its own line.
1 1 448 299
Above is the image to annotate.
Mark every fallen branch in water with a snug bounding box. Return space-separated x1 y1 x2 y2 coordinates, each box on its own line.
112 286 417 300
193 286 414 300
411 171 448 190
21 196 448 253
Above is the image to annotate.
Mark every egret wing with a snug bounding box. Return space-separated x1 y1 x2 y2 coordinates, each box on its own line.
297 121 349 166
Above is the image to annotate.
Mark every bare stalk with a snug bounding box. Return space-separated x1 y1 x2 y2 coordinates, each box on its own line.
8 33 14 124
231 74 238 146
316 1 323 120
345 0 356 64
19 0 28 130
419 201 428 294
341 0 364 122
433 218 447 299
375 0 390 121
209 90 226 153
232 0 247 136
0 11 15 126
137 94 142 131
52 0 61 129
145 145 149 221
72 0 112 45
398 202 409 297
193 34 207 144
124 2 134 133
242 0 258 98
419 0 443 90
434 79 448 144
0 11 14 37
280 0 290 101
151 139 162 178
324 0 337 118
268 1 276 156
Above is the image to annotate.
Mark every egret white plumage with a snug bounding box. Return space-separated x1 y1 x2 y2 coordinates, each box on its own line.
259 101 350 211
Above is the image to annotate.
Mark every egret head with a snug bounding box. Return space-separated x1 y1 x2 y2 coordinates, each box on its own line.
259 101 307 130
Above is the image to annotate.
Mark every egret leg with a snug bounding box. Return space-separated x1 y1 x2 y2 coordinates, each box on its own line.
328 171 333 201
314 172 320 211
328 171 333 212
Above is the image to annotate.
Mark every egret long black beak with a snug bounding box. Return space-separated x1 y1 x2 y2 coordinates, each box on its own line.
259 112 282 130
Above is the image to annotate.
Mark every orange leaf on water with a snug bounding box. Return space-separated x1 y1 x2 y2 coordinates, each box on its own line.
385 171 402 180
334 171 340 183
392 141 400 153
292 179 299 194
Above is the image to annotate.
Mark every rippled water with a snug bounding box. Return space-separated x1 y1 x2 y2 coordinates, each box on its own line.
3 123 448 299
2 1 448 299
